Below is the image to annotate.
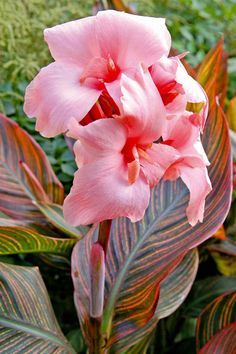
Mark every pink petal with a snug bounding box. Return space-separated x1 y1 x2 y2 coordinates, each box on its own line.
24 62 101 137
44 16 101 65
150 56 179 87
67 118 127 166
119 65 166 143
140 143 180 187
96 10 171 68
63 156 150 225
163 114 209 165
180 166 212 226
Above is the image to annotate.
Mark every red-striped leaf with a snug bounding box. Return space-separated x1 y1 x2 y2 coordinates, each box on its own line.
196 291 236 353
197 37 227 106
0 262 75 353
199 323 236 354
0 114 64 221
227 97 236 132
72 41 231 352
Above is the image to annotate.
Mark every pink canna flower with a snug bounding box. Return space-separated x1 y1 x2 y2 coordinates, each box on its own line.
162 113 212 225
24 10 171 137
150 55 208 128
63 67 179 225
63 66 211 226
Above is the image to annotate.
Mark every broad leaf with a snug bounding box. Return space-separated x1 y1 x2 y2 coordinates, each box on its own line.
199 323 236 354
72 41 231 352
196 291 236 352
156 249 199 319
197 38 227 106
36 202 87 239
227 96 236 132
0 262 75 353
0 226 76 256
0 114 64 221
184 276 236 317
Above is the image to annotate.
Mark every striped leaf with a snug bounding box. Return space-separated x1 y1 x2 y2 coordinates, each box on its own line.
72 40 232 352
199 323 236 354
227 96 236 132
196 291 236 353
156 249 199 319
0 262 75 353
36 202 87 239
185 276 236 317
0 114 64 221
0 226 76 256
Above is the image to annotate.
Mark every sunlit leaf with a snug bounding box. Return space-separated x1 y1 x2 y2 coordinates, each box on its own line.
196 291 236 353
0 262 75 353
0 226 76 256
197 37 227 106
0 114 64 221
227 96 236 132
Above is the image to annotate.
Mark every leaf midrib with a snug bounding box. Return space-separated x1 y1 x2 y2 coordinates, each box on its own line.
102 184 187 332
0 160 36 203
0 315 75 353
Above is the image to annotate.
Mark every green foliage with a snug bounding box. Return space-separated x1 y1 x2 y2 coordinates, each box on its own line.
0 0 93 83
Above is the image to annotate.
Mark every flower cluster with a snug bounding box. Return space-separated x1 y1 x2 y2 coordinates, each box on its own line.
24 10 212 226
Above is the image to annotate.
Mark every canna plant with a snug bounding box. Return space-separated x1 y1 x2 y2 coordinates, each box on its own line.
0 7 234 354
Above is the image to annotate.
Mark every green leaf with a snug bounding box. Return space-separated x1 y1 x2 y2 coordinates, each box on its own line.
185 276 236 317
71 39 232 352
156 249 199 319
0 226 76 255
0 114 64 221
196 291 236 353
0 262 75 353
227 96 236 132
36 202 88 239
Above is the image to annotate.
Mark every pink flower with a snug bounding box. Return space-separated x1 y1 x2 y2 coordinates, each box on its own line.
24 10 171 137
162 113 212 225
150 55 208 128
63 66 211 226
63 68 179 225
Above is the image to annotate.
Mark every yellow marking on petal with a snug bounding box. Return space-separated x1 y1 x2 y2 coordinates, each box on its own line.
137 148 153 163
128 159 140 185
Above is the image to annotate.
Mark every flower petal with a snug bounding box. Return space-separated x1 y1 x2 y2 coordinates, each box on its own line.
24 62 101 137
163 113 209 165
96 10 171 68
63 156 150 225
44 16 101 65
140 143 180 187
180 166 212 226
68 118 127 166
119 65 166 143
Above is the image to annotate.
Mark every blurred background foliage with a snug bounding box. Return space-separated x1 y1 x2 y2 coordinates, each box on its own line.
0 0 235 191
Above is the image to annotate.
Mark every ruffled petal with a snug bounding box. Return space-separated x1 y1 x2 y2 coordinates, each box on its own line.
119 66 166 143
163 113 209 165
67 118 127 166
140 143 180 187
96 10 171 69
63 156 150 225
44 16 101 65
180 166 212 226
24 62 101 137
